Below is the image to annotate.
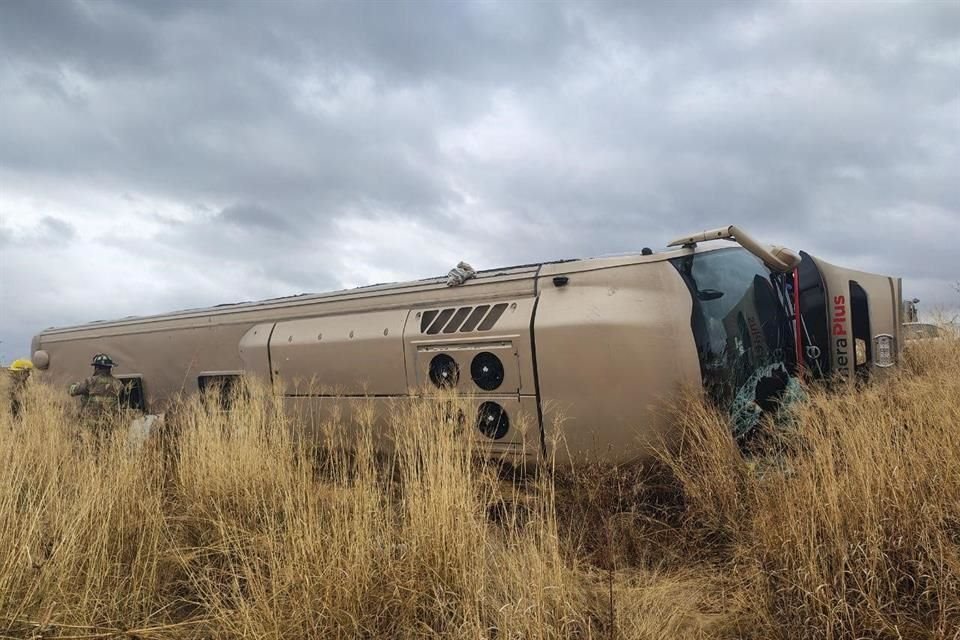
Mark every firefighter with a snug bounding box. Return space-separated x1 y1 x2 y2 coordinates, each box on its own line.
904 298 920 323
7 358 34 419
69 353 126 436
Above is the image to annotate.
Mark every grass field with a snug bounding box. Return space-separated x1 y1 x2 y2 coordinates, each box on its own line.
1 338 959 639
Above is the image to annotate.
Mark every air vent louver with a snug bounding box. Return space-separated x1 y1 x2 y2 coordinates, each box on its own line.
443 307 473 333
477 303 508 331
426 308 456 334
419 302 509 334
459 305 490 332
420 310 439 333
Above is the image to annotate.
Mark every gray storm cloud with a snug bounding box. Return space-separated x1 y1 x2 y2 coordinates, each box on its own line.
0 0 958 360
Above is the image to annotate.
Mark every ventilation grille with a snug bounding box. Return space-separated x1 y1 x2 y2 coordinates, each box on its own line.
420 302 509 335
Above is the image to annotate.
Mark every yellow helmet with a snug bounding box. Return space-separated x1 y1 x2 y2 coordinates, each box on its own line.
9 359 34 372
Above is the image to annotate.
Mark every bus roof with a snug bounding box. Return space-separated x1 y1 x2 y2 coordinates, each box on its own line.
36 244 707 338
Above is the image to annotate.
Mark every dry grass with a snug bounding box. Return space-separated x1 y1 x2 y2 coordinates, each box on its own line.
1 337 959 639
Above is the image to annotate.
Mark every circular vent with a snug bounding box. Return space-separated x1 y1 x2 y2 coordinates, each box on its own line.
471 352 504 391
476 401 509 440
428 354 459 388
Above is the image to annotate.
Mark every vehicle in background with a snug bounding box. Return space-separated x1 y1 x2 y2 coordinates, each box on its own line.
903 322 945 341
901 298 957 341
30 225 903 464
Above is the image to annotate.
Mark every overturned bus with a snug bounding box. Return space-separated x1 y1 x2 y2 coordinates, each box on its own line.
30 225 903 464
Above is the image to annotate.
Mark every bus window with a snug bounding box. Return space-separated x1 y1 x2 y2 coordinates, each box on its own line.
198 373 242 410
116 375 146 412
849 281 872 381
796 252 831 377
671 247 799 439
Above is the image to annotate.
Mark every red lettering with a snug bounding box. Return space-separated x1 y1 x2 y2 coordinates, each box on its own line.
832 294 848 336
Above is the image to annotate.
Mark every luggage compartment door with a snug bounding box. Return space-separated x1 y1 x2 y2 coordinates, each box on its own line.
270 310 410 395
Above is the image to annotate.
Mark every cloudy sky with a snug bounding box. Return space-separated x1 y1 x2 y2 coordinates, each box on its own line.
1 0 958 360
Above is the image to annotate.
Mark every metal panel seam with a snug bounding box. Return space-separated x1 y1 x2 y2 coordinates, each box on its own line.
399 310 412 396
266 322 278 386
528 265 546 458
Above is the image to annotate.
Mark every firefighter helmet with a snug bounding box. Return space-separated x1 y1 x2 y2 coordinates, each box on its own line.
91 353 116 368
8 359 34 371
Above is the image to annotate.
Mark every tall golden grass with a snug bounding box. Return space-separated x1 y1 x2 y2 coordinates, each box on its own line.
1 337 958 639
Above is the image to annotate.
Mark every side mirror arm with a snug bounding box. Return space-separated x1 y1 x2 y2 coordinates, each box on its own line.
667 225 801 272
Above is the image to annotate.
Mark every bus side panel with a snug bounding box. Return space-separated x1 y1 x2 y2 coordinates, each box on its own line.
35 323 254 410
238 323 274 381
402 297 539 455
534 261 701 466
281 395 541 462
403 298 538 395
269 310 410 395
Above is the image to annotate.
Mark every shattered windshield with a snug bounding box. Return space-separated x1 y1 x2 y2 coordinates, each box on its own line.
670 247 800 438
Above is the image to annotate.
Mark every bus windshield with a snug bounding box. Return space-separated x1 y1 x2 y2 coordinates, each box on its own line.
670 247 800 439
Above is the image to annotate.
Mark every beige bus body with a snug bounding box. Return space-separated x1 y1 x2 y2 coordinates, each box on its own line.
32 249 704 464
30 228 902 464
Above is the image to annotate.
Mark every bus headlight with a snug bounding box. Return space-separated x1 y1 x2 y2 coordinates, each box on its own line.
855 339 867 366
